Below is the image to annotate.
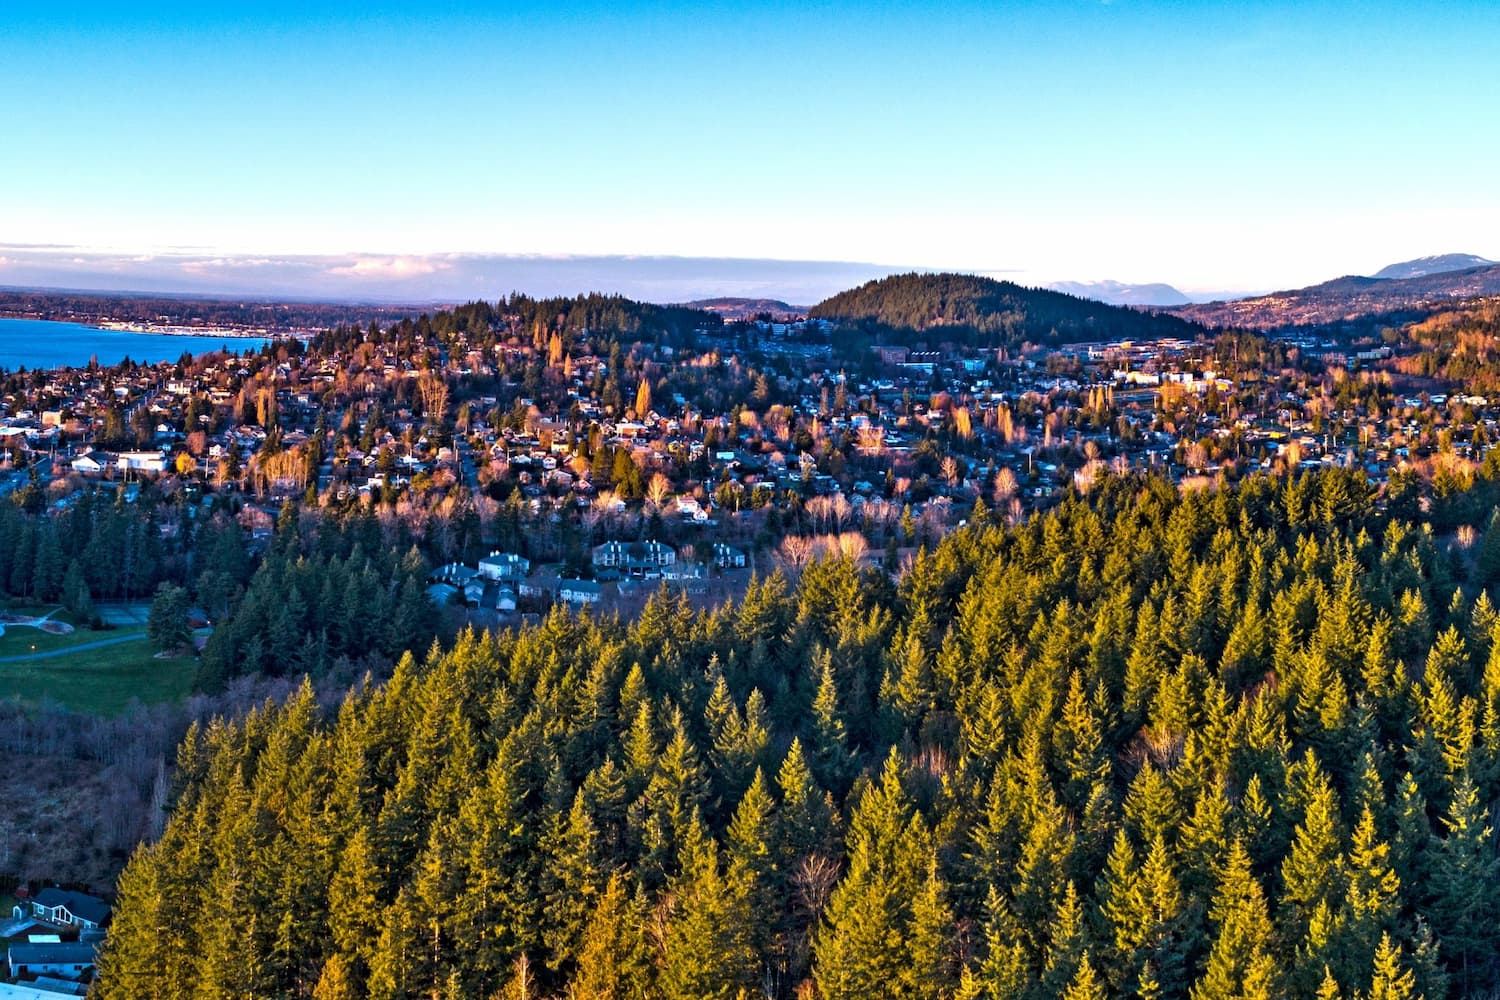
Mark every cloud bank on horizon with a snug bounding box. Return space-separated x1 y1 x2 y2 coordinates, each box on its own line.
0 247 920 306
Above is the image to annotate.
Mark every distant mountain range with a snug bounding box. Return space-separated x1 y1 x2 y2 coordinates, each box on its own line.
682 297 807 320
1373 253 1496 280
809 272 1199 348
1045 279 1192 307
1044 256 1500 310
1170 258 1500 330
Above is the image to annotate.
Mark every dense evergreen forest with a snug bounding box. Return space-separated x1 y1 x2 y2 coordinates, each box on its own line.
0 489 178 607
97 468 1500 999
310 294 717 358
194 504 438 692
0 485 437 687
810 273 1198 350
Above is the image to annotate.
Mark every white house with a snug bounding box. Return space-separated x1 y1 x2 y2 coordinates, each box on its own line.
7 942 95 980
559 579 602 605
712 543 747 569
593 540 675 579
70 452 110 475
431 563 478 585
116 451 167 475
663 562 704 582
477 552 530 582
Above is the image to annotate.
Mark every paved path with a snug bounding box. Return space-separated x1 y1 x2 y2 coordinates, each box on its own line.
0 633 143 665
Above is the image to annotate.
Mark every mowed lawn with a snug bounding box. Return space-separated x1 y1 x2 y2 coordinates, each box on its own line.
0 616 196 714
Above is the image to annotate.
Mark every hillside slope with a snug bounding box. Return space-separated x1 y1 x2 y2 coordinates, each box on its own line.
683 297 806 320
1171 263 1500 330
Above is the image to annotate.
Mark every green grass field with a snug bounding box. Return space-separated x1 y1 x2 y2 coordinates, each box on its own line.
0 611 196 715
0 622 127 654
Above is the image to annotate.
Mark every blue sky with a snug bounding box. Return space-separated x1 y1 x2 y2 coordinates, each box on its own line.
4 0 1499 297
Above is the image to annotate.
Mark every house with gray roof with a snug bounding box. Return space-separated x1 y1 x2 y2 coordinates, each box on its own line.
7 941 95 980
27 890 110 931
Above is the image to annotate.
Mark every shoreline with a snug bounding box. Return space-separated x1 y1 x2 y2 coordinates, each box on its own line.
97 321 305 340
0 314 310 339
0 318 283 372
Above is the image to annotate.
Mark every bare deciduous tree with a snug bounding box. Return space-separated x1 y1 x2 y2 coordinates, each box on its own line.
777 534 816 571
646 472 672 512
993 466 1018 505
417 372 450 426
833 531 869 563
794 853 841 917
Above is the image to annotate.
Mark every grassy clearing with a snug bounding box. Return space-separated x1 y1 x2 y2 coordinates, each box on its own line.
0 631 196 715
0 622 144 657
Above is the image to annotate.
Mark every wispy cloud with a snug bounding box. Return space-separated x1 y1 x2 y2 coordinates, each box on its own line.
328 256 449 279
180 257 284 272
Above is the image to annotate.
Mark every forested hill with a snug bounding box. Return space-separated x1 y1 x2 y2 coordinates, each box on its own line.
685 297 807 321
809 272 1199 348
99 468 1500 999
310 292 718 355
491 293 716 341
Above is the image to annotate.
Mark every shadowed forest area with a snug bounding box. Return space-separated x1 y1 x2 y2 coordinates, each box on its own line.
0 676 335 891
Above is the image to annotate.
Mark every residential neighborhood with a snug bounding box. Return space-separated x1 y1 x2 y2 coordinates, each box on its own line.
0 888 109 992
3 304 1494 615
